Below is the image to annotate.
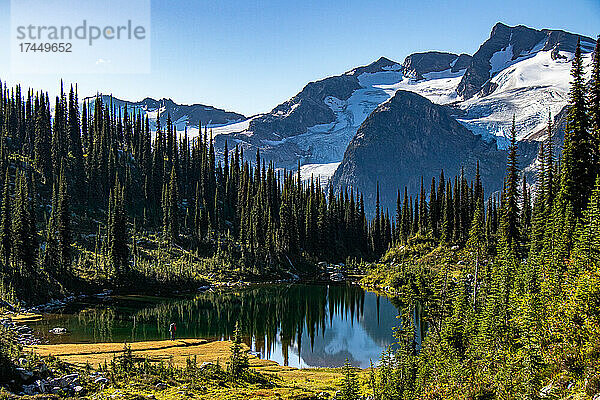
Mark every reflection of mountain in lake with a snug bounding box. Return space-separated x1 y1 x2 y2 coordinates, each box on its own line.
296 290 400 368
30 284 401 368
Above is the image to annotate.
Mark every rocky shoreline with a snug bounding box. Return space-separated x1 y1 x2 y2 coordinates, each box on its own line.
0 314 112 397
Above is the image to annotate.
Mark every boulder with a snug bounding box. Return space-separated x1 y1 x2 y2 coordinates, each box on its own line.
199 362 214 370
94 376 109 384
15 367 33 382
22 384 37 395
58 373 79 387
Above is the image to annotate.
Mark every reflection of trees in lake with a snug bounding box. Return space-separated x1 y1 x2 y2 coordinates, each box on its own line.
75 307 117 343
132 284 371 363
31 307 118 344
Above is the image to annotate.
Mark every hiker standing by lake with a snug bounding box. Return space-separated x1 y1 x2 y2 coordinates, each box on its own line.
169 322 176 340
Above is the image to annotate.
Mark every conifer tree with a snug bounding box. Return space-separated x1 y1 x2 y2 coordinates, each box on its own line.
467 198 486 310
340 359 360 400
11 171 35 272
33 95 52 182
521 176 531 244
589 37 600 166
502 116 520 247
561 40 593 217
544 111 555 212
108 178 129 280
228 321 248 379
573 176 600 270
57 161 71 274
0 169 12 266
163 166 179 243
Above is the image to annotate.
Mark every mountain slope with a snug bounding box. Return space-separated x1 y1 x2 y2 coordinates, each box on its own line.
377 24 595 146
214 57 404 170
331 90 538 211
86 95 246 134
456 22 595 100
214 53 472 171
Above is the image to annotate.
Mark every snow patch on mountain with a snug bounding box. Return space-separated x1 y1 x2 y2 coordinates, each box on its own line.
489 44 514 75
300 162 341 187
246 68 405 166
187 118 254 139
454 50 592 144
375 69 465 105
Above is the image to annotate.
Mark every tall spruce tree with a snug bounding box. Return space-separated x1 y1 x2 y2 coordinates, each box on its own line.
561 40 593 217
57 161 72 274
108 178 129 280
589 37 600 166
503 116 520 247
0 169 12 266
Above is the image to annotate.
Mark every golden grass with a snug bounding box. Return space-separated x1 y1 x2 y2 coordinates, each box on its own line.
29 339 276 368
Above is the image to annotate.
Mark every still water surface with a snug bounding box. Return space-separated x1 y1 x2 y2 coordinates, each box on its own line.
30 284 401 368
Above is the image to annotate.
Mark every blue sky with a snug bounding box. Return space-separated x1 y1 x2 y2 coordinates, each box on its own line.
0 0 598 116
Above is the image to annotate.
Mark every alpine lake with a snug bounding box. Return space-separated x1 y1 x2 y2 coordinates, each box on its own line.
29 284 413 368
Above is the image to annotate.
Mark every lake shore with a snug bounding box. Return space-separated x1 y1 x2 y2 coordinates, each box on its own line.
25 337 345 398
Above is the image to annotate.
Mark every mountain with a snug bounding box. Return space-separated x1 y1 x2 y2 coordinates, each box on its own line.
212 23 594 188
213 53 473 173
85 95 246 133
449 23 595 148
456 22 595 100
331 90 538 211
214 56 406 170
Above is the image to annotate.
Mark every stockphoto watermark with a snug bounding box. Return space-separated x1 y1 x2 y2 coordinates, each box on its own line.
15 20 147 46
10 0 151 74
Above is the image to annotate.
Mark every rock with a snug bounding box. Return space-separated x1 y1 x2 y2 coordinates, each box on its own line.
35 379 47 393
94 376 109 384
58 373 79 387
0 319 13 328
538 384 553 398
16 325 32 334
155 382 167 390
0 300 17 312
49 327 68 334
96 289 113 298
317 392 331 399
73 385 84 394
22 384 37 395
199 362 214 370
330 272 345 282
15 367 33 382
402 51 469 80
